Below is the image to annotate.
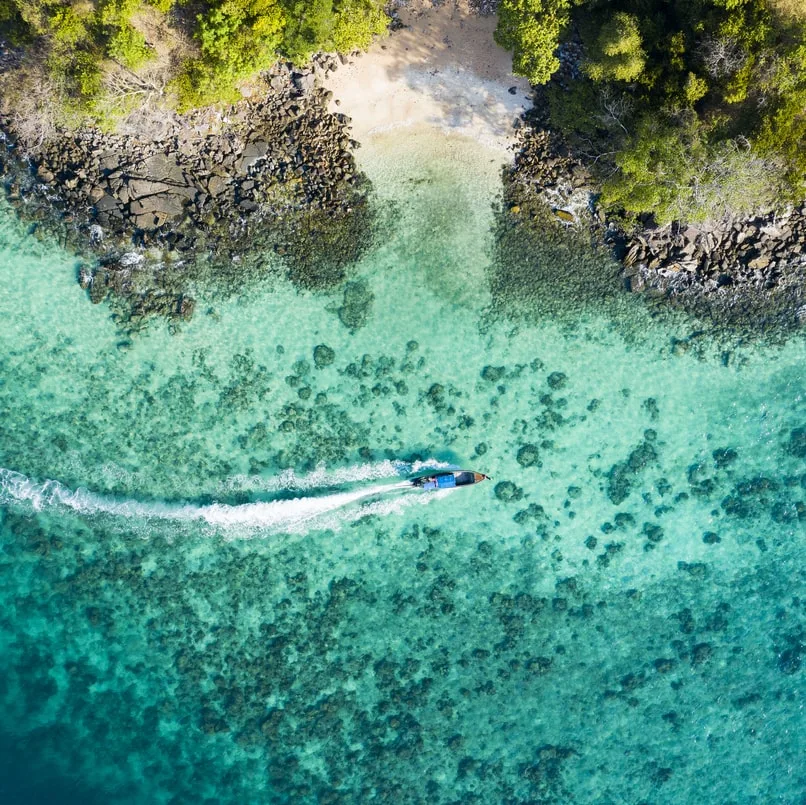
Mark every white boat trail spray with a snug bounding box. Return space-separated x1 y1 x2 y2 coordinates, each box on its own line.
216 458 454 494
0 461 455 535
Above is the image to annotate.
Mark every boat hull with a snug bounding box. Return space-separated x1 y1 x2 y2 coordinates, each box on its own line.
411 470 488 491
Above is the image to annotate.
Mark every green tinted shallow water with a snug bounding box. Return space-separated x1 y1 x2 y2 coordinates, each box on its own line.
1 129 804 803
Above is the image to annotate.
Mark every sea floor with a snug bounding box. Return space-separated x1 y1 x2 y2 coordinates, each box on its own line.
0 129 804 803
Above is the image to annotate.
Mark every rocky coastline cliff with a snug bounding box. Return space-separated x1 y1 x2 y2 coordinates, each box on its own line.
0 54 374 329
2 20 805 334
502 120 806 333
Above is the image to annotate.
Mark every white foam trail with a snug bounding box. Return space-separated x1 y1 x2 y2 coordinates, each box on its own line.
218 458 454 494
0 468 431 534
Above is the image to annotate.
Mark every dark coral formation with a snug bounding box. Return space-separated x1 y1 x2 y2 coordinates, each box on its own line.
335 279 374 332
606 433 659 505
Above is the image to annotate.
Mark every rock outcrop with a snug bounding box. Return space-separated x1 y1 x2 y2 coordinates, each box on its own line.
0 57 374 327
502 119 806 332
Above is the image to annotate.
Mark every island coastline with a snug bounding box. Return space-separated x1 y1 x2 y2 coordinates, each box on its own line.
1 0 805 334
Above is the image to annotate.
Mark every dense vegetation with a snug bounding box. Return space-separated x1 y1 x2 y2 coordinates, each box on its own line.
0 0 387 126
496 0 806 224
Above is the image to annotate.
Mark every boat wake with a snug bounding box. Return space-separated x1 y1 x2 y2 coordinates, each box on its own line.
0 461 454 536
216 458 454 494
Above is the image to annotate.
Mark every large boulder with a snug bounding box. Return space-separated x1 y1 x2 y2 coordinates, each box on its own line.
235 141 270 175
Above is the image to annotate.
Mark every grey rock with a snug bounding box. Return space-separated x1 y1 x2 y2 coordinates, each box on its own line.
293 73 316 92
139 153 186 185
235 141 270 175
128 178 182 199
94 193 120 213
130 193 186 218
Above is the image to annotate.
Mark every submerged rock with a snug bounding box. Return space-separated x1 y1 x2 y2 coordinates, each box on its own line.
785 427 806 458
712 447 739 468
481 365 506 383
494 481 524 502
547 371 567 390
337 279 374 332
777 633 804 675
313 344 335 368
516 443 540 468
606 438 658 504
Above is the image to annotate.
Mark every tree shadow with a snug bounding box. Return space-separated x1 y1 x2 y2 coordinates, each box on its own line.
362 1 532 143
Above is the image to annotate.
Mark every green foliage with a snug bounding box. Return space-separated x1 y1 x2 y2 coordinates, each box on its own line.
667 31 686 71
281 0 332 64
716 0 772 48
547 78 599 135
180 0 386 106
173 59 238 110
280 0 385 64
584 12 646 82
36 3 104 107
495 0 570 84
0 0 28 41
107 24 153 68
2 0 388 119
724 57 754 103
502 0 806 221
330 0 386 53
768 0 806 21
179 0 286 106
199 0 285 69
684 71 709 103
49 5 88 47
601 117 703 223
8 0 50 35
50 48 103 101
0 0 15 21
602 115 782 224
98 0 141 27
754 44 806 195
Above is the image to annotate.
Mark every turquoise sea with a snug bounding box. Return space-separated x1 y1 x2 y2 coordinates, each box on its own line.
1 128 804 803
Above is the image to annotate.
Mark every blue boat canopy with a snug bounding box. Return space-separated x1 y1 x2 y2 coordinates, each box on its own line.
421 474 457 491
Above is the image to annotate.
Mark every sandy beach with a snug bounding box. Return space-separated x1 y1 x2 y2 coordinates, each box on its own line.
323 0 531 155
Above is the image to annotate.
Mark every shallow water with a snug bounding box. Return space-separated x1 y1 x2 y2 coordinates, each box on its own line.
1 129 805 804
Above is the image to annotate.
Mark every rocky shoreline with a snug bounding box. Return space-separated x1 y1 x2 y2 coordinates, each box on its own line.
503 121 806 332
0 56 374 328
2 31 806 333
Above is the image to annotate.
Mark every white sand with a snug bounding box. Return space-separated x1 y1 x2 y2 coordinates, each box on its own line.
322 0 531 156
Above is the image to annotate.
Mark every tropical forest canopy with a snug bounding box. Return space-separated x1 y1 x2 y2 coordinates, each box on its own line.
496 0 806 223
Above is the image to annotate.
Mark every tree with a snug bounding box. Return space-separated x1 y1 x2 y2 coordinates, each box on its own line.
495 0 571 85
198 0 286 76
281 0 333 64
176 0 286 107
280 0 386 65
583 12 646 83
0 0 28 41
330 0 386 54
107 25 153 69
602 115 782 224
754 44 806 196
